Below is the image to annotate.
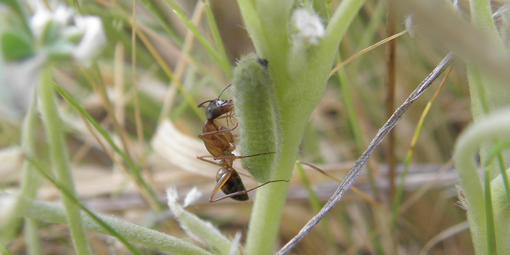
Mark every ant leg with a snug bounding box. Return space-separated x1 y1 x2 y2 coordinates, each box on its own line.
209 169 234 202
215 113 237 120
214 151 275 161
215 112 237 127
198 123 239 137
297 161 343 183
197 155 223 166
297 161 379 206
209 179 288 202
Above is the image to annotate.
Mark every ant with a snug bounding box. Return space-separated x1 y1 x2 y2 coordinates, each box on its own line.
197 83 285 202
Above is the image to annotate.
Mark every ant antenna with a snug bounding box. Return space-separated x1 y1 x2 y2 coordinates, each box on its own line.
197 99 214 108
217 84 232 99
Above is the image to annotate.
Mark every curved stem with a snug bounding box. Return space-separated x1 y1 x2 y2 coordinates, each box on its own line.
453 107 510 255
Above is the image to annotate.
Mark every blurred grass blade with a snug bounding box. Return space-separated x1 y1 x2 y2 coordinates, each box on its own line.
204 0 231 77
165 0 232 76
483 167 496 255
296 162 322 212
10 194 213 255
485 140 510 202
54 85 161 208
0 0 31 34
25 156 144 255
392 66 452 220
39 68 92 255
295 162 338 252
139 0 182 45
132 26 205 121
0 243 12 255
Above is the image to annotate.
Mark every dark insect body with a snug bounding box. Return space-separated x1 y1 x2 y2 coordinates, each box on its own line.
197 83 284 202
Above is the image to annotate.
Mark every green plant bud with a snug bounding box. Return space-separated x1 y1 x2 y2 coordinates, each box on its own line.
233 54 279 182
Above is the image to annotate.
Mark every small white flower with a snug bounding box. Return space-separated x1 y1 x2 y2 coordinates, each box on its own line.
29 7 51 37
53 5 74 25
293 8 325 45
0 1 106 121
29 1 106 64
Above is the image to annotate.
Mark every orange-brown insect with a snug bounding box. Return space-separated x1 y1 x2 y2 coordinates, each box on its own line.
197 85 285 202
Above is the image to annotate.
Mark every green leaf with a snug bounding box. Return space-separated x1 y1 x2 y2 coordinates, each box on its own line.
1 31 34 61
41 20 60 45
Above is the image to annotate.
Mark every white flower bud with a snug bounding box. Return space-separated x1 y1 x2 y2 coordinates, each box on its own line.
183 187 202 207
293 8 325 45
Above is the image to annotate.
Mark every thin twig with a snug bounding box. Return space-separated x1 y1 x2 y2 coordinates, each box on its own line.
276 52 454 255
386 4 398 199
328 30 407 77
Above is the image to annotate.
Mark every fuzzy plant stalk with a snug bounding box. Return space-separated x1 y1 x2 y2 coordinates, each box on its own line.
0 96 40 248
38 66 93 255
233 0 366 254
4 194 212 255
18 96 42 254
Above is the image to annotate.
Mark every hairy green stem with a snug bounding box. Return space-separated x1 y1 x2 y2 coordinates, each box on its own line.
240 0 366 253
246 127 302 255
20 96 42 255
7 194 212 255
0 95 40 247
24 219 41 255
39 66 93 255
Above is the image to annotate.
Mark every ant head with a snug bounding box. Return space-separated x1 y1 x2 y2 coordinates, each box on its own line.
198 84 234 120
204 99 233 120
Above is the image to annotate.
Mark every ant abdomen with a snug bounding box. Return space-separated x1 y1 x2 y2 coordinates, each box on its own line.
216 168 249 201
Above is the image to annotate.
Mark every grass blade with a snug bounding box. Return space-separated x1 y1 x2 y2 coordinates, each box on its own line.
25 156 144 255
